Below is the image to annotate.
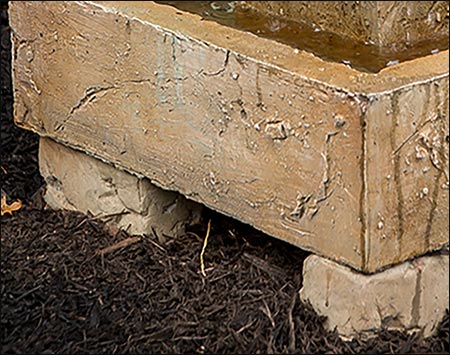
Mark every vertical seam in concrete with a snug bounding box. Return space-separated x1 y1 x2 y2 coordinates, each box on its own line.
391 90 404 262
424 80 446 249
156 34 168 104
359 95 370 271
411 269 422 327
256 66 263 106
170 35 185 105
424 117 444 249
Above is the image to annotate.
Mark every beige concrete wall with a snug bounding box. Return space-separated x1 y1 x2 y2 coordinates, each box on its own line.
364 78 449 271
241 1 449 51
9 1 449 272
240 1 378 45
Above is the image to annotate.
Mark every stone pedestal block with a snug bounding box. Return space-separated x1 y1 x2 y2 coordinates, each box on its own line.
300 253 449 339
39 137 201 241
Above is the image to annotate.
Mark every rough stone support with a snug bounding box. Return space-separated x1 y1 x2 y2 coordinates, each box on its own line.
300 253 449 339
39 137 201 241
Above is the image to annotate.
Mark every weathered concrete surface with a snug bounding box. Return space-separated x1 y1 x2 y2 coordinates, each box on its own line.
300 253 449 339
39 137 201 241
241 1 449 51
9 1 449 272
364 81 449 269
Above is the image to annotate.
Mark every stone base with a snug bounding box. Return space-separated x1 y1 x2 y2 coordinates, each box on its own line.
300 253 449 339
39 137 202 241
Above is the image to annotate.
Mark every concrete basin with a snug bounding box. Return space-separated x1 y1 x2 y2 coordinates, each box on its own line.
10 1 449 273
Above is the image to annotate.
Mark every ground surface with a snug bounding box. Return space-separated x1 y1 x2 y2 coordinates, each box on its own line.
1 5 449 354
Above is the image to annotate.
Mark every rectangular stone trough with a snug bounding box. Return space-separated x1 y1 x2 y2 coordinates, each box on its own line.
10 1 449 273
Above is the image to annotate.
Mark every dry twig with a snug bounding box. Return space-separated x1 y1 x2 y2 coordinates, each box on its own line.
96 236 141 256
200 219 212 277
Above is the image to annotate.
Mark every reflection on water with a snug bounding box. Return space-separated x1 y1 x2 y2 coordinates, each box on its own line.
156 1 448 73
157 1 238 25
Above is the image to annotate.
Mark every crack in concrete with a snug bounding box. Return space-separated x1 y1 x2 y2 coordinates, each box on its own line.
12 36 36 61
281 127 340 226
287 192 313 222
358 94 370 271
69 85 115 116
113 182 146 216
13 37 43 96
45 173 79 211
391 115 435 156
280 215 315 237
55 79 155 132
391 91 405 262
418 118 449 181
411 269 422 327
55 85 115 132
318 132 338 202
424 112 446 249
170 35 185 105
255 66 268 113
201 50 230 77
23 70 42 95
308 131 339 220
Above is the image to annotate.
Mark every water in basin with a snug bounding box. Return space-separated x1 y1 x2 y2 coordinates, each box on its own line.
156 1 449 73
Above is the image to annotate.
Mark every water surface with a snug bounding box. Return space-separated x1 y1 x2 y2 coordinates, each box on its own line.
156 1 448 73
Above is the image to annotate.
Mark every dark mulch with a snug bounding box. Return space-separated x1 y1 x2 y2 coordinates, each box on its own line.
1 4 449 354
1 5 43 202
2 204 448 355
